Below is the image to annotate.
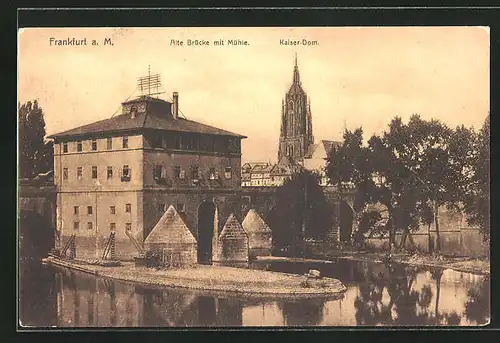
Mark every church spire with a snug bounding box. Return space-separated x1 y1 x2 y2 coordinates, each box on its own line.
293 53 300 85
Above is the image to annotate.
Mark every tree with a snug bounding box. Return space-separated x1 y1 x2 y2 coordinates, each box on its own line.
19 100 53 179
267 170 332 256
464 115 490 239
326 124 427 252
326 115 473 253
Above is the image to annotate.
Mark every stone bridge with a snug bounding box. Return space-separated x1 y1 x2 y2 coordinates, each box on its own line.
240 185 358 243
18 182 358 261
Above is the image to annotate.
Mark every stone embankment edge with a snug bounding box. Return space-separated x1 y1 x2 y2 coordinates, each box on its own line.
336 256 490 276
42 257 347 299
257 255 490 276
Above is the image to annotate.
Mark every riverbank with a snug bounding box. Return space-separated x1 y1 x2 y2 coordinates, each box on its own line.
294 250 490 275
41 256 347 299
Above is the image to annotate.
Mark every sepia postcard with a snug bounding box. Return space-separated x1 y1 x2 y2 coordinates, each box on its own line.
18 26 490 328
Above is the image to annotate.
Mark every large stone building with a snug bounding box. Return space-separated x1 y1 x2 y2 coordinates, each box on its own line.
243 56 341 187
49 89 250 264
277 55 314 165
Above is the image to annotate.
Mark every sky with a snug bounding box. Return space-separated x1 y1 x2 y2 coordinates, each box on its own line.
18 27 489 163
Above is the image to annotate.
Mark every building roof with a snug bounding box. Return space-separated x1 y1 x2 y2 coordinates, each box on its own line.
144 205 196 245
305 140 341 158
48 97 246 139
305 139 342 159
219 214 248 240
242 209 272 234
321 140 341 153
251 163 273 174
271 162 302 175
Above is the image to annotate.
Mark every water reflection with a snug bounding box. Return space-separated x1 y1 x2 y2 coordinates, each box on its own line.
464 276 490 325
19 259 489 327
281 299 326 326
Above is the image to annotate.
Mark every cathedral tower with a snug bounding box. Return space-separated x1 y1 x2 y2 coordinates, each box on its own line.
277 54 314 164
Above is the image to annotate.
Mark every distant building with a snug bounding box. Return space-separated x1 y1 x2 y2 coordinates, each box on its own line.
241 162 274 187
277 55 314 165
242 56 342 188
304 140 342 186
49 88 247 263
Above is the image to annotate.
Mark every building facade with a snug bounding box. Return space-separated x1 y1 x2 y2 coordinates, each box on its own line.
303 140 342 186
242 57 341 188
277 56 314 164
50 92 247 263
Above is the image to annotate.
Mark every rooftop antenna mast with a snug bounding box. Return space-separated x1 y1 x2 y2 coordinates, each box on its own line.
137 65 164 98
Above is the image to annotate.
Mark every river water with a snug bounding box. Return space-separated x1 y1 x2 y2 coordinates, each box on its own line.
19 258 489 327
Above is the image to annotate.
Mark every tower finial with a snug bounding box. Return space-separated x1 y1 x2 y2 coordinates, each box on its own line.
293 53 300 85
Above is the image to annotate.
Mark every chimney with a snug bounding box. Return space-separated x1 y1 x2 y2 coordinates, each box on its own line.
172 92 179 119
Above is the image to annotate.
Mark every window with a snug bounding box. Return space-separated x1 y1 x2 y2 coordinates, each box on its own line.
209 167 216 180
73 206 79 215
87 206 93 215
191 166 199 180
177 203 185 213
107 137 113 150
122 136 128 148
63 168 68 180
174 135 181 149
92 166 97 179
224 167 232 179
152 134 162 148
125 203 131 213
107 166 113 179
174 166 181 178
77 167 82 180
91 139 97 151
130 105 138 118
77 141 82 152
110 206 116 215
73 222 79 231
110 223 116 231
125 222 132 231
228 138 237 153
154 165 162 180
87 222 93 230
158 203 165 212
63 142 68 153
121 165 131 181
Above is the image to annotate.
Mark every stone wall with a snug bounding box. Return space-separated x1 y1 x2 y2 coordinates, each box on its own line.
241 209 272 259
215 214 249 263
19 182 57 259
363 229 489 258
144 205 197 266
58 190 143 261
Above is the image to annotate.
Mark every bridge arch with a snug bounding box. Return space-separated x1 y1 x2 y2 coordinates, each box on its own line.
339 201 354 242
197 200 218 264
19 209 54 260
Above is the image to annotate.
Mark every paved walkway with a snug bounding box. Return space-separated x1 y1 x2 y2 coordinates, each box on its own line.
42 257 347 298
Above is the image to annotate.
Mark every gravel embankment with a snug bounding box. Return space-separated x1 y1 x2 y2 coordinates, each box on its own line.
42 257 347 298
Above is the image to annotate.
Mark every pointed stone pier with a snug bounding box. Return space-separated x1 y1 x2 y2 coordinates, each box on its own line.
214 214 249 263
144 205 197 266
242 209 272 259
